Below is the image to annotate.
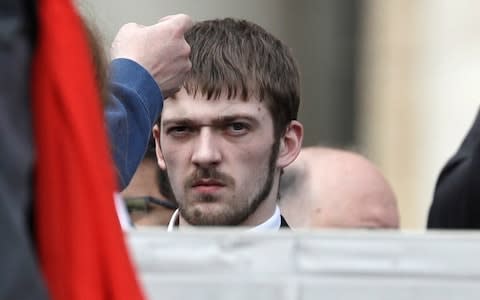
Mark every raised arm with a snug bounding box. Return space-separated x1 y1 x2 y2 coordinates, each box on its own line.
105 14 192 189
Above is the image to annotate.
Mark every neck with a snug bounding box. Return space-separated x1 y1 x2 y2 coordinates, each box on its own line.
239 197 277 227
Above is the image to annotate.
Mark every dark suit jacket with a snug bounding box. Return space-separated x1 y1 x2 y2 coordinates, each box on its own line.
280 215 290 229
428 109 480 229
0 0 49 298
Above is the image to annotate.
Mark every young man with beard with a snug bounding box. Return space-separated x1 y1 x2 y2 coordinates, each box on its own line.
152 18 304 230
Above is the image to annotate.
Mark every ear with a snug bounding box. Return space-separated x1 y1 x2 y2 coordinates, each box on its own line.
152 124 167 170
276 120 303 169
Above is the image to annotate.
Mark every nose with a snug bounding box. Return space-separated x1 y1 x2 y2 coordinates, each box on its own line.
191 127 221 167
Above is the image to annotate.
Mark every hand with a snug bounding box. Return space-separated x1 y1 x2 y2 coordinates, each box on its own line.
111 14 193 98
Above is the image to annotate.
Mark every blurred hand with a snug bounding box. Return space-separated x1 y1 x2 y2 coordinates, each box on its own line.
111 14 193 98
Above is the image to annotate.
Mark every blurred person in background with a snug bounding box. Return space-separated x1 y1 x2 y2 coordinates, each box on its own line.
0 0 192 297
34 10 192 300
82 15 188 229
428 110 480 229
108 14 192 190
0 1 48 298
279 147 400 229
122 137 177 226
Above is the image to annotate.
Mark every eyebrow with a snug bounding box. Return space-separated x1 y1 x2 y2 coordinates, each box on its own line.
162 114 260 128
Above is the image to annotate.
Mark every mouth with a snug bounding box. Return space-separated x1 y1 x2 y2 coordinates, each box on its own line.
191 180 225 193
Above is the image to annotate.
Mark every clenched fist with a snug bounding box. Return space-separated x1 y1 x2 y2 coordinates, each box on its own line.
111 14 193 98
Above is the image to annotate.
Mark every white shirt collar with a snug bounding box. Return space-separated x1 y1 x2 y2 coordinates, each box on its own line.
167 209 180 231
114 192 133 231
247 205 281 231
167 205 282 232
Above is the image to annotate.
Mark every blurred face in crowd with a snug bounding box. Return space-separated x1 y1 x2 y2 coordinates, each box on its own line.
153 89 300 226
279 147 399 229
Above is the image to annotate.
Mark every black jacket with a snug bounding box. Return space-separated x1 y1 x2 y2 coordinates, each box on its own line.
280 215 290 229
428 109 480 229
0 0 49 298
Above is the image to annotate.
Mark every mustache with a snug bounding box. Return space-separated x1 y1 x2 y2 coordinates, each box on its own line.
184 167 235 188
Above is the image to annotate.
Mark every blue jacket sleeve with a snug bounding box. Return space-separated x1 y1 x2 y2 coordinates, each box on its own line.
106 58 163 190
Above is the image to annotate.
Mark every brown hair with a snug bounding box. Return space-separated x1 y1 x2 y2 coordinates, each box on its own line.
181 18 301 139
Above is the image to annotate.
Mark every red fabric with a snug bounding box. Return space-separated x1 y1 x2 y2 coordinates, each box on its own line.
32 1 145 299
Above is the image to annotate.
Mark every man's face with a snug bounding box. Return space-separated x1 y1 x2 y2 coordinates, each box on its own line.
155 89 280 226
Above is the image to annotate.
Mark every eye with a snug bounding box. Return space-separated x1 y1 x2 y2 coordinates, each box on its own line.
225 122 249 136
166 126 193 137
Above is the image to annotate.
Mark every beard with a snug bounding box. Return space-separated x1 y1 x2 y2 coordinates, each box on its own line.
177 140 280 226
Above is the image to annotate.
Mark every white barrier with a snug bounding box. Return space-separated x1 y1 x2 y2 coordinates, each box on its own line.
127 229 480 300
